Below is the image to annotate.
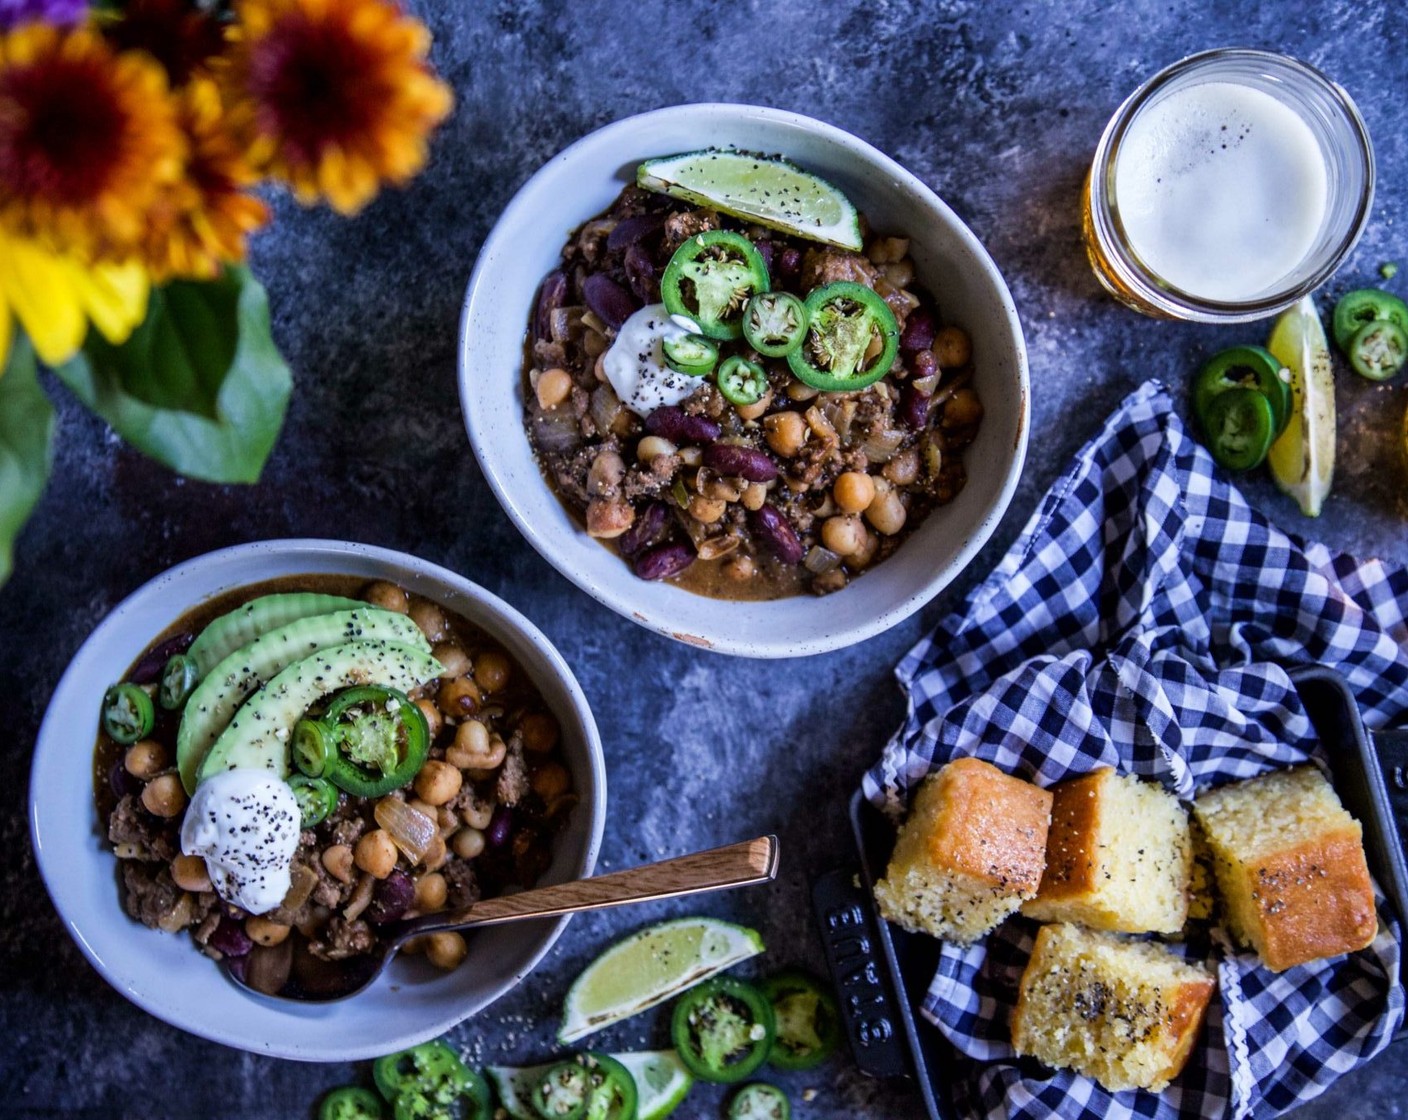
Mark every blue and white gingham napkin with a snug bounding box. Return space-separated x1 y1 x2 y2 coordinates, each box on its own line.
863 380 1408 1120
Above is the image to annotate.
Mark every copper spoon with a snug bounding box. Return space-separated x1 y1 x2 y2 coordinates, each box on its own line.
227 835 780 1002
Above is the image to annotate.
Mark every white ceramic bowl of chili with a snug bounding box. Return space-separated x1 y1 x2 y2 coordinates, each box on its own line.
29 539 605 1061
459 103 1029 657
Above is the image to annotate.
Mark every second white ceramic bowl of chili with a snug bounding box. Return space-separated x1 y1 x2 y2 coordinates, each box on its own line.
459 103 1029 657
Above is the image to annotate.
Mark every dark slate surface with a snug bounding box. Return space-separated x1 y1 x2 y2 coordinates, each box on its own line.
4 1 1407 1117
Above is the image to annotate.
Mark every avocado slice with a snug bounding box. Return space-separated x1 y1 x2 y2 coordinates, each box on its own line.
187 592 366 677
176 608 431 793
196 639 442 785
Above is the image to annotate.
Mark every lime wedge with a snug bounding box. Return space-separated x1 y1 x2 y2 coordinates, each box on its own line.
612 1051 693 1120
559 916 765 1044
638 150 863 251
485 1062 552 1120
1266 294 1335 516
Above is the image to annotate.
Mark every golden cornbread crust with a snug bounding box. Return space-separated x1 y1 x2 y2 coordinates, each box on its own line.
873 757 1052 943
1011 923 1215 1092
1021 767 1192 933
1194 766 1377 972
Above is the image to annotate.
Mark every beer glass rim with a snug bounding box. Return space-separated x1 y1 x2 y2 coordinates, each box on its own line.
1088 47 1375 324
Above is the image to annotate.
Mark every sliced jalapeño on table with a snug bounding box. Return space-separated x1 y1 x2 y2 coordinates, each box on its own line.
670 976 776 1083
760 971 840 1070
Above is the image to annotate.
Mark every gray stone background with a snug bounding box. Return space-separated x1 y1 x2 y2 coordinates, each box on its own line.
4 1 1407 1116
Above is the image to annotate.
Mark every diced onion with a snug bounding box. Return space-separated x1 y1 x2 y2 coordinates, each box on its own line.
589 384 623 433
804 546 843 574
531 406 580 453
375 798 436 863
343 872 375 921
861 428 905 463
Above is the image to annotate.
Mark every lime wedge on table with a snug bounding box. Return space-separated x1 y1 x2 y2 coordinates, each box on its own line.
1266 294 1335 517
487 1051 693 1120
559 917 764 1044
638 150 863 251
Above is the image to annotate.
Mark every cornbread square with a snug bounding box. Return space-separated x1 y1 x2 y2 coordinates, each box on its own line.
1021 767 1192 934
1193 765 1376 972
873 757 1052 943
1011 923 1215 1092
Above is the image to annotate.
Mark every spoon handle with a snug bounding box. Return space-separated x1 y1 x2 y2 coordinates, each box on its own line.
408 836 779 936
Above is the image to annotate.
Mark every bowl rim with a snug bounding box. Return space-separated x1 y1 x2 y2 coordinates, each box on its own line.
459 102 1030 657
28 538 606 1061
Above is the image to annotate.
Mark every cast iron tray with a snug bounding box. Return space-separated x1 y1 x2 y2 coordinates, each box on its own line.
811 666 1408 1120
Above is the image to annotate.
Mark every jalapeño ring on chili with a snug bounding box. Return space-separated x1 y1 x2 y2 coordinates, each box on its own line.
661 230 771 341
717 355 769 407
787 281 899 392
662 332 720 377
322 685 431 798
742 291 809 358
670 975 777 1084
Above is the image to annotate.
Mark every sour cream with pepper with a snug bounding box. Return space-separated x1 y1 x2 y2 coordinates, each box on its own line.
602 303 702 417
181 769 301 914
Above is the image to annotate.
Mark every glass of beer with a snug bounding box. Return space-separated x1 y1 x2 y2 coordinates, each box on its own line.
1083 48 1374 323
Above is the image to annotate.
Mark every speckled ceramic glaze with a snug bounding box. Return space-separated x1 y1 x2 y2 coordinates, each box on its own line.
29 540 605 1061
459 103 1029 657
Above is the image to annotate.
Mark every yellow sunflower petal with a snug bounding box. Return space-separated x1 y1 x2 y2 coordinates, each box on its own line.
0 235 87 366
68 257 150 347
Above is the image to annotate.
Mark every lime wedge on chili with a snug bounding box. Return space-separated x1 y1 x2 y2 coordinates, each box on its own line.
612 1051 694 1120
559 917 765 1044
1266 294 1335 517
638 150 863 251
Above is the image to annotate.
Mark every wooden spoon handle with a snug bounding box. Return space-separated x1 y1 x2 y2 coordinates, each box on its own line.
409 836 778 936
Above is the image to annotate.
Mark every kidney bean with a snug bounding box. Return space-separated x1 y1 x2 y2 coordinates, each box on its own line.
776 247 802 282
633 541 696 581
900 384 932 429
129 632 195 684
367 868 415 925
607 213 665 251
754 240 777 274
486 806 513 848
208 916 253 958
907 348 938 379
624 243 659 304
703 442 778 482
749 505 805 564
109 760 143 800
534 271 567 341
900 307 936 352
618 501 669 557
583 274 638 331
645 406 721 444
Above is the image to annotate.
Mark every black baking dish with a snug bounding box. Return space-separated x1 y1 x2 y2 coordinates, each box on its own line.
812 666 1408 1120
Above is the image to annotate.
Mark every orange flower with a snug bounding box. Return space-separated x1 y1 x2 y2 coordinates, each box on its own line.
143 78 269 281
223 0 453 215
0 23 184 260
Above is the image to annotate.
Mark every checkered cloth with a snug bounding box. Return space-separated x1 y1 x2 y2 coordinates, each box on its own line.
863 381 1408 1120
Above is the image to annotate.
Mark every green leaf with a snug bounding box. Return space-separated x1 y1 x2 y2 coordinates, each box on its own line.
54 266 292 484
0 334 57 587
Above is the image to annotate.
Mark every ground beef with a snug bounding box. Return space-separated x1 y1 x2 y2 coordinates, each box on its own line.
108 794 178 862
622 453 679 501
663 208 719 251
798 247 879 290
443 859 480 910
311 916 375 960
497 737 530 806
121 863 194 930
329 813 367 849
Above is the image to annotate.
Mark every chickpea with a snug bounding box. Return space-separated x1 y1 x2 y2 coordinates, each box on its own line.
408 798 439 821
678 446 703 467
763 411 807 457
586 450 625 497
363 581 408 614
883 449 921 486
414 872 448 913
142 774 187 818
850 527 880 568
740 481 768 511
452 826 486 860
585 498 635 539
432 643 470 680
409 600 448 644
171 853 211 893
521 711 560 753
322 844 355 884
245 916 292 947
414 760 463 806
933 326 972 368
581 330 607 359
636 435 677 462
473 649 511 693
447 720 507 769
437 805 459 832
725 555 756 581
438 675 482 719
531 762 571 800
535 367 573 410
425 931 468 971
354 830 398 879
422 832 449 872
688 495 727 524
941 386 983 428
832 471 876 513
786 380 820 402
124 739 167 780
735 389 774 422
821 514 866 557
865 488 908 536
414 697 443 741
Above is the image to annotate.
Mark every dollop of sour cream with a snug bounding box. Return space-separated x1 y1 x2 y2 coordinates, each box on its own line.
602 303 703 417
181 769 301 915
